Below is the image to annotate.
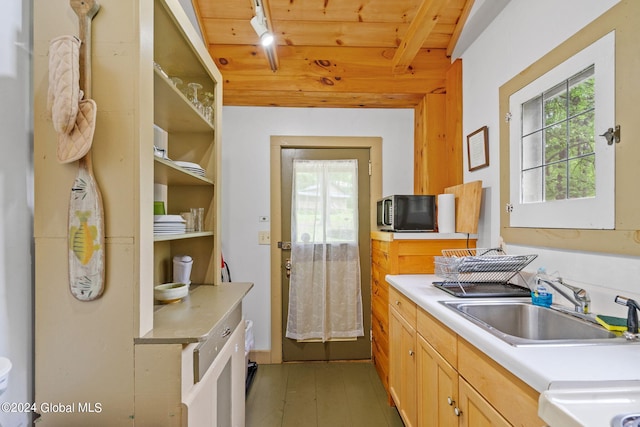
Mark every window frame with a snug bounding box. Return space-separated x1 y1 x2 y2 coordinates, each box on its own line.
508 31 615 229
498 1 640 257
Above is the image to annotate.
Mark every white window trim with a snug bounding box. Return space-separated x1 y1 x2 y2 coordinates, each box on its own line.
509 31 615 229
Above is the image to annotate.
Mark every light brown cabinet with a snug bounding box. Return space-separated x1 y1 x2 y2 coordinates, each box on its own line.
416 331 510 427
417 335 458 427
458 378 510 427
387 283 546 427
372 232 475 399
389 286 418 427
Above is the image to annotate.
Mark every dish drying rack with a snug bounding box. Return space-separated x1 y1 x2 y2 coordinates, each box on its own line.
434 248 537 296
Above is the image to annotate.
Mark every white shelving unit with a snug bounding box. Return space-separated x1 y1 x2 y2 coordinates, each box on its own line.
151 0 222 289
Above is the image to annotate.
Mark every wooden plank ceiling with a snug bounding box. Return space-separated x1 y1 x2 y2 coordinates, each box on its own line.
192 0 473 108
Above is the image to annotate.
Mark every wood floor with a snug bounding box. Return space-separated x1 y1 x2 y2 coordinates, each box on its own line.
245 361 404 427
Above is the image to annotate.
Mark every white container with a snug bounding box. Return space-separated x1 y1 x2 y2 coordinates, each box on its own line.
173 255 193 285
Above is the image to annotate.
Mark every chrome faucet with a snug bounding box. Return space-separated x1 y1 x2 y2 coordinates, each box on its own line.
614 295 640 339
536 277 591 314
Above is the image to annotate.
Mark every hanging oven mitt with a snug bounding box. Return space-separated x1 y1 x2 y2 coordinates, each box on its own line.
57 98 97 163
48 35 97 164
47 35 81 135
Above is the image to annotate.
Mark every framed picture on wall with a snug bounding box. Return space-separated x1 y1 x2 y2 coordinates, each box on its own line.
467 126 489 171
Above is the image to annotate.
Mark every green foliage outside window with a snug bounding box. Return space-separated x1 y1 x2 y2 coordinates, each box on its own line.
521 65 596 202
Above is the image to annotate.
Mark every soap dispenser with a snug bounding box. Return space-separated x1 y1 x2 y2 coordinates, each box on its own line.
531 268 553 307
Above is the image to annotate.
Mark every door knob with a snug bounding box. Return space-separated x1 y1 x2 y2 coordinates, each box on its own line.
285 258 292 278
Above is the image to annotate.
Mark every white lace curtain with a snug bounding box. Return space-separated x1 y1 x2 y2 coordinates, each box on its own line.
285 159 364 342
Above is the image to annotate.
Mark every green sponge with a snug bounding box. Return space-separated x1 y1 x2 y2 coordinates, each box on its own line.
595 314 628 332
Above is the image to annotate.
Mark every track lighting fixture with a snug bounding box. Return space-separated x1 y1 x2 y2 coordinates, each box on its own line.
250 0 278 71
251 0 274 47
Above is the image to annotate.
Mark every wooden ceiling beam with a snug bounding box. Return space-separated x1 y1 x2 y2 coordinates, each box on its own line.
392 0 451 74
222 90 425 108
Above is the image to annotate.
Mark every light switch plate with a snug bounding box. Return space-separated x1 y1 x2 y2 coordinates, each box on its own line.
258 231 270 245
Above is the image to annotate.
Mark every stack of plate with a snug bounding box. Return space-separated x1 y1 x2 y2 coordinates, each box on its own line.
154 215 186 235
174 160 205 177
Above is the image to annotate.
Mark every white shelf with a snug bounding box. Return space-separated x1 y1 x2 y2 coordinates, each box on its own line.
154 157 214 186
153 231 214 242
153 69 214 133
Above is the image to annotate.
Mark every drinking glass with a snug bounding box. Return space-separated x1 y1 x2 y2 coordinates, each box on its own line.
187 82 203 112
190 207 204 232
170 77 185 96
202 92 214 124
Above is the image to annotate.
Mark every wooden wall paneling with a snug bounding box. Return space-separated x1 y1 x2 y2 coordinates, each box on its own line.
414 97 427 194
445 59 463 186
414 94 446 195
414 59 463 196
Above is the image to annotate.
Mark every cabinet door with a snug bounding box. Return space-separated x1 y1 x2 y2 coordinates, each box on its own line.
458 378 510 427
389 307 417 427
417 335 458 427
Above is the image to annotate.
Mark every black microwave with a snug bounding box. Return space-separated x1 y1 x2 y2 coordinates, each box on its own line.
376 195 436 232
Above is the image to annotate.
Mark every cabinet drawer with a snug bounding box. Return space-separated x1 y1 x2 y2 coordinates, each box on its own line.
458 338 543 427
389 286 416 326
417 308 457 368
193 303 242 383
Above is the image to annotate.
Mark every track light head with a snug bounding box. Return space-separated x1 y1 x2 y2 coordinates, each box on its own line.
250 7 274 46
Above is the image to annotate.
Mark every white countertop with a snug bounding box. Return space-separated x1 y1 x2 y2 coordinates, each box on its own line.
371 231 476 241
386 274 640 391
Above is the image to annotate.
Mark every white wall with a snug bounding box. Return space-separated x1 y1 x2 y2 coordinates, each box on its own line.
0 0 32 426
222 107 414 350
460 0 640 316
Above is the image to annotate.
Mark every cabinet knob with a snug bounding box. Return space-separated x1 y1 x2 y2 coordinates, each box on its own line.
408 349 414 356
395 300 401 305
454 407 461 417
447 396 454 406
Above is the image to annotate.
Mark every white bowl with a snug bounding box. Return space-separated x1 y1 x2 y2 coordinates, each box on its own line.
154 282 189 303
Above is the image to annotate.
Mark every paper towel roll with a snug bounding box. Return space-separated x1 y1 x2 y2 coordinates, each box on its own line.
437 194 456 233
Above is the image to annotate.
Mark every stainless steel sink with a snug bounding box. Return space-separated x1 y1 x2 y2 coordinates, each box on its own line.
440 300 629 346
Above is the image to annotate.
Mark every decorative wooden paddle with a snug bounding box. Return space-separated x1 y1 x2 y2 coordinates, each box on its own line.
68 0 105 301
